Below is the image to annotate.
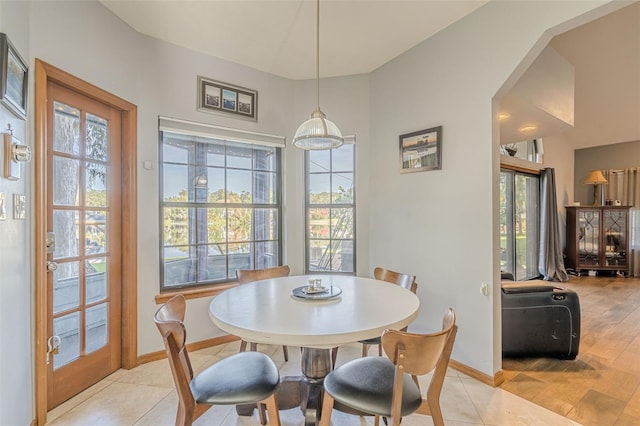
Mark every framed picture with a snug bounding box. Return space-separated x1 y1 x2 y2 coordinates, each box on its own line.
399 126 442 173
197 76 257 121
0 33 28 119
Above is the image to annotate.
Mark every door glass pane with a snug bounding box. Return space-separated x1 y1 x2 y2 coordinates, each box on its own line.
515 174 540 279
53 156 80 206
53 261 80 314
53 101 80 155
53 312 80 369
86 303 108 354
53 210 79 259
604 209 627 267
499 172 514 275
86 211 107 255
86 163 108 207
86 257 107 304
86 113 108 161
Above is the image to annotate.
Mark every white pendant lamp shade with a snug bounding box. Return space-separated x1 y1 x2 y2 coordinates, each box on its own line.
292 0 344 150
293 108 343 150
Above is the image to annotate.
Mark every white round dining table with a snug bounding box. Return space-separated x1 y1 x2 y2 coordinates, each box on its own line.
208 274 421 349
209 274 420 425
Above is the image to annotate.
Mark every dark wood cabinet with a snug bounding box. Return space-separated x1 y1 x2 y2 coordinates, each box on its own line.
565 206 630 276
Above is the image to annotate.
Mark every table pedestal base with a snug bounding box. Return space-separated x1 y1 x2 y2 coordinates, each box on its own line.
236 347 331 425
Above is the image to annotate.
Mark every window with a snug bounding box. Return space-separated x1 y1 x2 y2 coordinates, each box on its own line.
160 123 282 290
500 169 540 280
305 142 355 273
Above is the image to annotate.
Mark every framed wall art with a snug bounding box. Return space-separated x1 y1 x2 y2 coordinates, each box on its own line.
0 33 28 119
197 76 257 121
399 125 442 173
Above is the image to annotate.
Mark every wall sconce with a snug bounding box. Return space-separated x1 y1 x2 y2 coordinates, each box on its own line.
3 132 31 180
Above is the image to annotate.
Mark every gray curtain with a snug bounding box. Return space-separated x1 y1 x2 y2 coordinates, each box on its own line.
539 168 568 281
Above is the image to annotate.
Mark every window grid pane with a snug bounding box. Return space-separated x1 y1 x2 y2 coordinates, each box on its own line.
306 144 356 274
160 131 282 290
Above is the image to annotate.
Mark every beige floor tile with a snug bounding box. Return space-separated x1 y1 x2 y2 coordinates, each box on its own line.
47 382 172 426
461 377 579 426
47 380 114 423
438 376 484 424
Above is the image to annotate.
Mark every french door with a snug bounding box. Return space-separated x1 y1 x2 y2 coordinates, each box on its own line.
499 169 540 280
46 81 122 409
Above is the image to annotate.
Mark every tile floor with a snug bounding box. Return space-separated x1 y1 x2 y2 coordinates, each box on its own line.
47 341 579 425
500 275 640 426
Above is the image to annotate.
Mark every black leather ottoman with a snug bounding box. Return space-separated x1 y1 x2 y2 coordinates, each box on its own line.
502 282 580 360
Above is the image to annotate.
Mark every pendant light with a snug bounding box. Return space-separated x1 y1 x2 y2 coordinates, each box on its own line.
292 0 344 150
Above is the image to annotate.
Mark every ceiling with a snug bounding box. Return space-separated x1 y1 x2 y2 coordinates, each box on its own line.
99 0 487 80
100 1 640 150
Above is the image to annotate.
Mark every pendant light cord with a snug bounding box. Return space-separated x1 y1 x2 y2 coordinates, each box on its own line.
316 0 320 112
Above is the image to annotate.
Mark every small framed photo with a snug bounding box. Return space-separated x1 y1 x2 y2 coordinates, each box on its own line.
0 33 28 119
197 76 257 121
399 126 442 173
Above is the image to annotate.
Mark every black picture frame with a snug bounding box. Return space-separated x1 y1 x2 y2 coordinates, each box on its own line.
197 76 257 121
399 126 442 173
0 33 28 119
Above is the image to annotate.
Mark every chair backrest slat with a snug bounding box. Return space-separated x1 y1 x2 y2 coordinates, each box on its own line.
381 308 456 377
236 265 291 284
374 267 417 293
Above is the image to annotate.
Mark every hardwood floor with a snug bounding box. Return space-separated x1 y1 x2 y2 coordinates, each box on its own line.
500 275 640 426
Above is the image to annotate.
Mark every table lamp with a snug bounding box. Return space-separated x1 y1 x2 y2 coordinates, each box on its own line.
584 170 608 206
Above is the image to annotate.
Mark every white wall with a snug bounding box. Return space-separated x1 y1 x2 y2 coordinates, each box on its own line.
0 1 32 424
368 0 609 376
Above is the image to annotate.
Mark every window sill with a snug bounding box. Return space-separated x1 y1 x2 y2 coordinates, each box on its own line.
155 282 238 304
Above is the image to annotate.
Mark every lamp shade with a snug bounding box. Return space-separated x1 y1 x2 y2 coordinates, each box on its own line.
292 109 344 150
584 170 608 185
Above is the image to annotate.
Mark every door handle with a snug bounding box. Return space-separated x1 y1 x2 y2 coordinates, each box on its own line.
46 261 58 272
46 335 61 365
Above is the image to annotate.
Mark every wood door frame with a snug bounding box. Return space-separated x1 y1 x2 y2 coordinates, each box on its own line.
34 59 138 426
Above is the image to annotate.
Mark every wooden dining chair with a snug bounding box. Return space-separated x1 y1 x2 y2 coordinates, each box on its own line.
320 308 457 426
154 295 281 426
360 267 417 357
236 265 291 361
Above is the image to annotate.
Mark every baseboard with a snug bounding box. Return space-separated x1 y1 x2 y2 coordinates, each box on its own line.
137 335 240 365
449 359 505 387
